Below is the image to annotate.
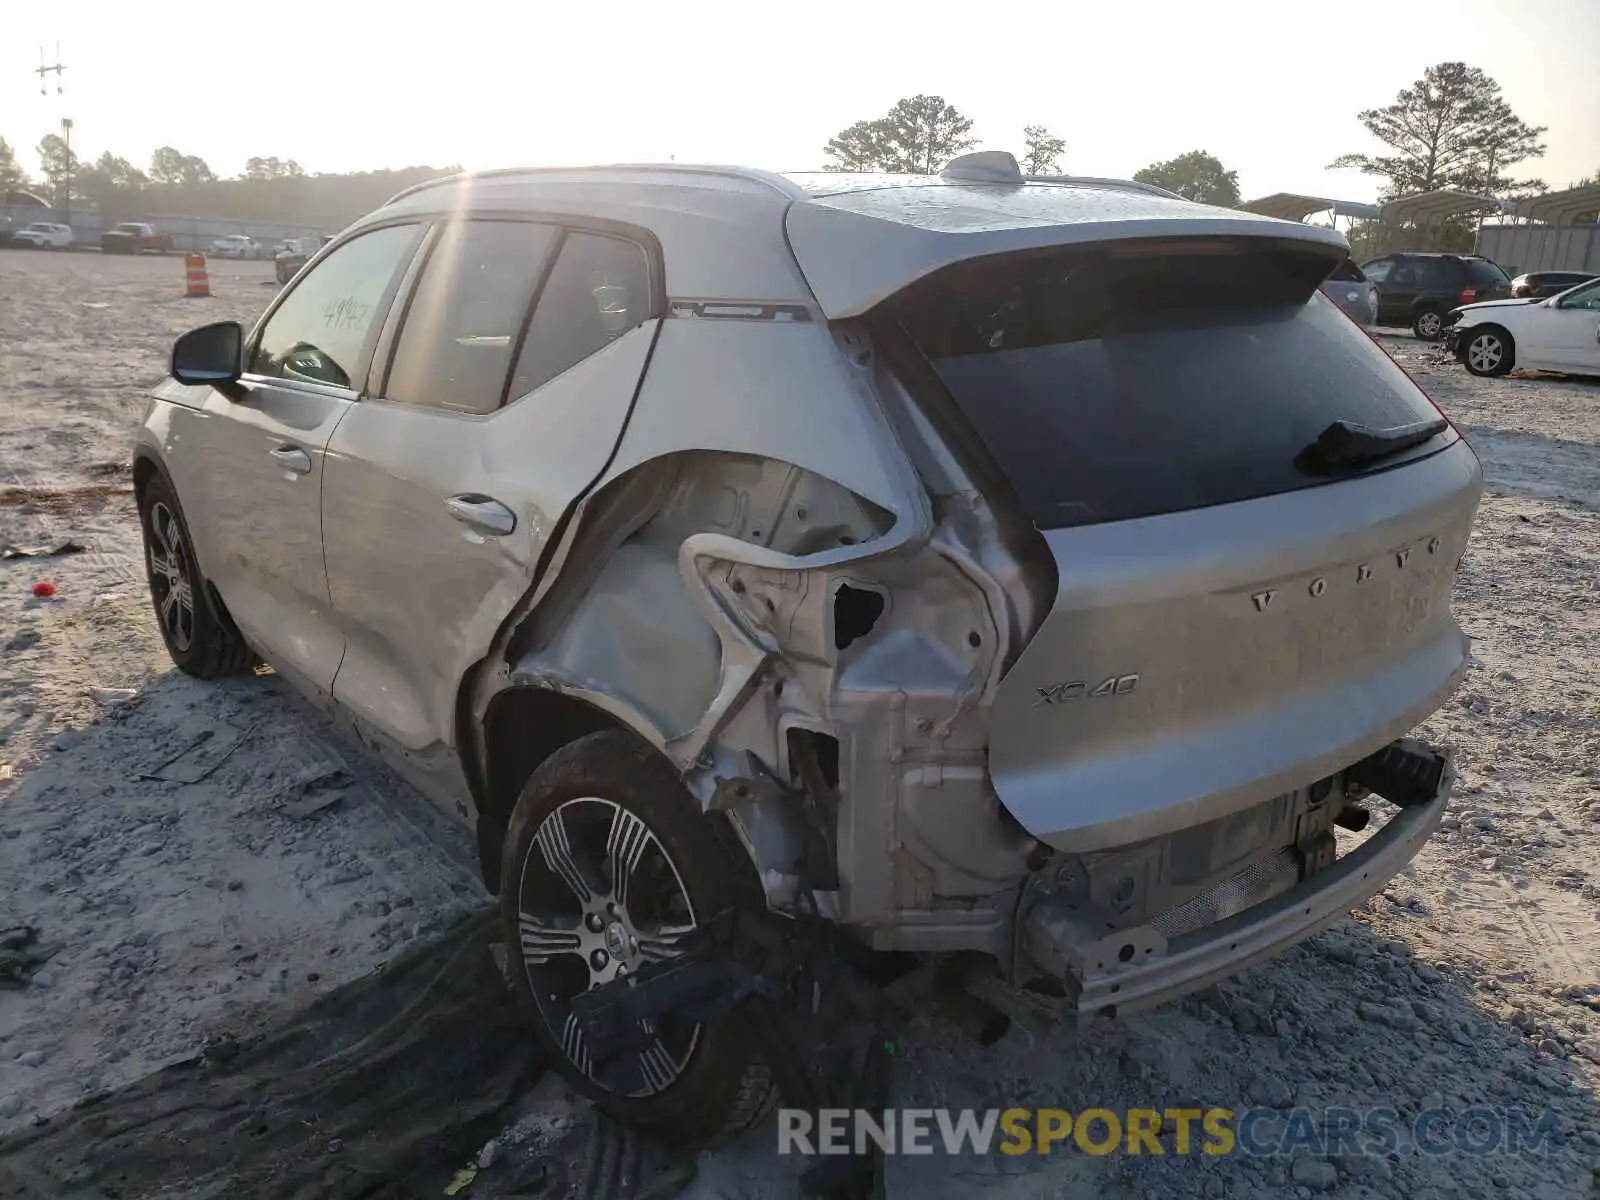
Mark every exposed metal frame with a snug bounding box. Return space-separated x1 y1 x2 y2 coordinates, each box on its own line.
1509 182 1600 227
1241 193 1381 225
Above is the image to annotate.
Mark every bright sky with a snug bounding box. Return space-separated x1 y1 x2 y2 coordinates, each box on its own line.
3 0 1595 203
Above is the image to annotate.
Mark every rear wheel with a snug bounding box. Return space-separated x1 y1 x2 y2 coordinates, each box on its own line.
1412 307 1446 340
1461 326 1514 377
500 730 777 1145
139 475 257 678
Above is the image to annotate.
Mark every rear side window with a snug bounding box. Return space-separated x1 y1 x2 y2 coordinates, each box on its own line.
889 239 1450 530
251 224 421 389
507 232 652 399
1327 259 1366 282
383 220 558 414
1416 258 1455 287
1463 258 1509 287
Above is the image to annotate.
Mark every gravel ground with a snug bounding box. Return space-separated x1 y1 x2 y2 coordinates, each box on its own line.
1 249 1597 1198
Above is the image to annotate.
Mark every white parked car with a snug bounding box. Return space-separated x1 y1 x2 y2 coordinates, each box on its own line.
210 234 261 259
11 221 73 249
1447 275 1600 377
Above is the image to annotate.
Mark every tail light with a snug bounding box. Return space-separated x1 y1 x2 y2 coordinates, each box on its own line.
1458 287 1477 303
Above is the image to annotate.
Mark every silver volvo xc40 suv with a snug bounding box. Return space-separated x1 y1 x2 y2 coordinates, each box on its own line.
136 152 1481 1141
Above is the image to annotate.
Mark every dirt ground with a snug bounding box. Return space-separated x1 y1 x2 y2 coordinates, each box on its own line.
1 248 1598 1199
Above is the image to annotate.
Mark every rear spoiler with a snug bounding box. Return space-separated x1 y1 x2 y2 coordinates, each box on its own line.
785 190 1349 320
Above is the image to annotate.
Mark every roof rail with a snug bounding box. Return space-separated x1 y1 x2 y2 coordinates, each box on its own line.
382 163 804 208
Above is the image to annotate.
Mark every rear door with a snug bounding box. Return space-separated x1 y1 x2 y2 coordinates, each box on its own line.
186 222 423 702
1361 256 1404 323
321 218 659 800
883 238 1483 852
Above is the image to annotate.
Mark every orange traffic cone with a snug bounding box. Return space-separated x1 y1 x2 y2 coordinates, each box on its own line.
184 251 211 298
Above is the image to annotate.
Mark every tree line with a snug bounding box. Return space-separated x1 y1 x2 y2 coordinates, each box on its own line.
820 63 1559 238
0 64 1568 236
820 94 1243 205
0 136 457 229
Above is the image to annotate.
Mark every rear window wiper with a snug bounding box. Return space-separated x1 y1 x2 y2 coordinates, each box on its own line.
1296 417 1448 474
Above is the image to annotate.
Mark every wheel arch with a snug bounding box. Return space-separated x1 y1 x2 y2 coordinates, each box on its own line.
474 684 655 893
131 447 249 651
131 447 167 504
1464 321 1515 346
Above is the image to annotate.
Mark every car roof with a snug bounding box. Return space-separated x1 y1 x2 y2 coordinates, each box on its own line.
374 161 1348 316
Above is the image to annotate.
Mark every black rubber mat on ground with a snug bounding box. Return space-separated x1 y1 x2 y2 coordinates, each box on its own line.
0 909 542 1199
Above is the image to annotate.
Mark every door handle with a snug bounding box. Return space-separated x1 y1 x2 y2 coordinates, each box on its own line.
270 445 312 475
445 494 516 537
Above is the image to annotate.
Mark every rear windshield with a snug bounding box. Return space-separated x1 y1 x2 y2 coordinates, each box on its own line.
889 239 1451 529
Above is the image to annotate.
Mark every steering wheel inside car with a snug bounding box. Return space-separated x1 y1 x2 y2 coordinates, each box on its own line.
278 341 350 388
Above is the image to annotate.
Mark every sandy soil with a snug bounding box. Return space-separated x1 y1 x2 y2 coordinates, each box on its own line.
1 249 1597 1199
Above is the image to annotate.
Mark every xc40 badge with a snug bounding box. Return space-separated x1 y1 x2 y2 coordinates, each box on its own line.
1034 674 1140 707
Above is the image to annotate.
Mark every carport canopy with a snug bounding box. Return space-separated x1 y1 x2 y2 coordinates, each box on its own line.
1242 193 1381 222
1508 182 1600 226
1378 189 1510 225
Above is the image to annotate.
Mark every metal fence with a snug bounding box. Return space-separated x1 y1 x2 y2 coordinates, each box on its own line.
1475 223 1600 276
2 203 327 253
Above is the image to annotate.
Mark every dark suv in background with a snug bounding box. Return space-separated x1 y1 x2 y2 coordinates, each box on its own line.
1360 252 1513 340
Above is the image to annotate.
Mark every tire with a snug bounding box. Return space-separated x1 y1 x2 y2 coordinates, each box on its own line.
1460 326 1514 377
500 730 777 1145
138 474 257 678
1412 307 1446 340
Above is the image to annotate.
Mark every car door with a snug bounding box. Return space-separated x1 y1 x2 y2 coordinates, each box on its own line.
1361 257 1399 323
320 218 659 813
187 222 424 703
1387 257 1430 323
1539 279 1600 370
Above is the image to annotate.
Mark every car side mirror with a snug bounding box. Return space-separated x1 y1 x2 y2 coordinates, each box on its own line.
172 321 243 388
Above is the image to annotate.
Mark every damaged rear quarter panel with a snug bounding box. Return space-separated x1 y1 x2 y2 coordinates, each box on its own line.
487 316 1035 930
500 315 930 750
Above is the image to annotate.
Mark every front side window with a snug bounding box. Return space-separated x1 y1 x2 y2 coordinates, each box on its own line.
249 224 420 390
507 232 652 400
1558 279 1600 310
1391 260 1424 285
383 220 558 414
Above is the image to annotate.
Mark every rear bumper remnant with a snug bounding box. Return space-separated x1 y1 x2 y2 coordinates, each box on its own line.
1023 743 1454 1019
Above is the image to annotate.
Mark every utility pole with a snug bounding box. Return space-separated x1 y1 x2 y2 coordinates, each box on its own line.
60 118 74 225
36 45 65 95
35 46 70 222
